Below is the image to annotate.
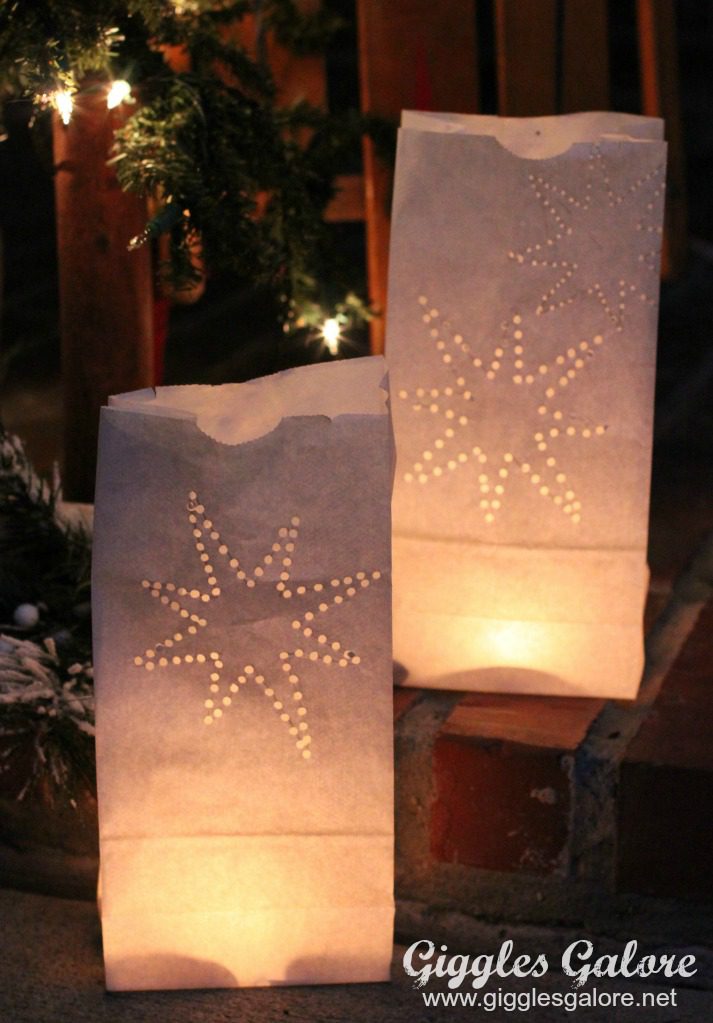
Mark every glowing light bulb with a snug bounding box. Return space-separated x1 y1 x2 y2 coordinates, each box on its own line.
53 89 74 126
107 79 131 109
321 318 341 355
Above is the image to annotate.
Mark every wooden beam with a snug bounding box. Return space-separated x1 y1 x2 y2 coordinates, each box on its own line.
53 88 154 501
495 0 557 116
357 0 479 353
324 174 366 222
562 0 609 112
637 0 687 277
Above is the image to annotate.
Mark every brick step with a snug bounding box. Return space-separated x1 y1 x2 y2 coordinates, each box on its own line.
430 693 604 875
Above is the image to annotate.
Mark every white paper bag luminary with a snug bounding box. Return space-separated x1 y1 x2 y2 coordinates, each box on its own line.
92 357 394 991
387 111 667 697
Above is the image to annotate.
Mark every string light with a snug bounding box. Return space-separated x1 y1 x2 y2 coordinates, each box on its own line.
52 88 74 126
320 317 341 355
107 79 132 109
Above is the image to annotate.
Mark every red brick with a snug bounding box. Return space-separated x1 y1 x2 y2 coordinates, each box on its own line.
430 695 604 875
431 735 570 874
617 604 713 900
393 686 422 722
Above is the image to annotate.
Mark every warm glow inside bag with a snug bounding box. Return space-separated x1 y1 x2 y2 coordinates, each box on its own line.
92 357 394 990
387 112 666 697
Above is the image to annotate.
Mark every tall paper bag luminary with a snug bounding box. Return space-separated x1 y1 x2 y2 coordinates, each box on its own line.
92 357 394 991
387 112 667 697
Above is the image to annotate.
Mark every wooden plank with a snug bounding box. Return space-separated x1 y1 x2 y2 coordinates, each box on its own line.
266 35 326 109
230 8 326 112
442 693 606 751
358 140 390 354
358 0 479 115
357 0 479 353
53 91 154 502
494 0 557 116
637 0 687 277
323 173 366 222
561 0 609 112
227 1 326 106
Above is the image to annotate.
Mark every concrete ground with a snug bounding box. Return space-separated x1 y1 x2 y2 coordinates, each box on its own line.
2 888 712 1023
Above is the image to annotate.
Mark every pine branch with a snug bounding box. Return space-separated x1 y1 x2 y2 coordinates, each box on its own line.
0 0 397 327
0 428 91 655
263 0 345 55
0 429 95 805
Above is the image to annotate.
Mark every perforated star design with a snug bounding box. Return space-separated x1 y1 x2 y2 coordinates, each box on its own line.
132 491 383 758
508 146 665 329
397 303 608 524
397 146 664 525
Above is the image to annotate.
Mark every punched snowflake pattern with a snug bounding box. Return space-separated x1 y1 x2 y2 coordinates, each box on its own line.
396 146 665 525
509 146 665 329
132 491 383 758
397 304 607 523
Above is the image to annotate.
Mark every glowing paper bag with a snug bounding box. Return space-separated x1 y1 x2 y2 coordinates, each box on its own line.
92 357 394 991
387 112 666 697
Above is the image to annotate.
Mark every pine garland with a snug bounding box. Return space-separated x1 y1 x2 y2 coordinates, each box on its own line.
0 429 94 804
0 634 95 803
0 0 392 328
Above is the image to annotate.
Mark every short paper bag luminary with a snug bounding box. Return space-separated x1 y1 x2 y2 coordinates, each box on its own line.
92 357 394 991
387 112 667 697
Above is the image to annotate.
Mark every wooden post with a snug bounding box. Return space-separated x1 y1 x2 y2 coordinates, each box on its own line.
53 86 154 501
637 0 687 277
357 0 479 353
561 0 609 112
494 0 557 116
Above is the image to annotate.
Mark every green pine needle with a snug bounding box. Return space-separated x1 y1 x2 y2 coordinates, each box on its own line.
0 0 395 323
